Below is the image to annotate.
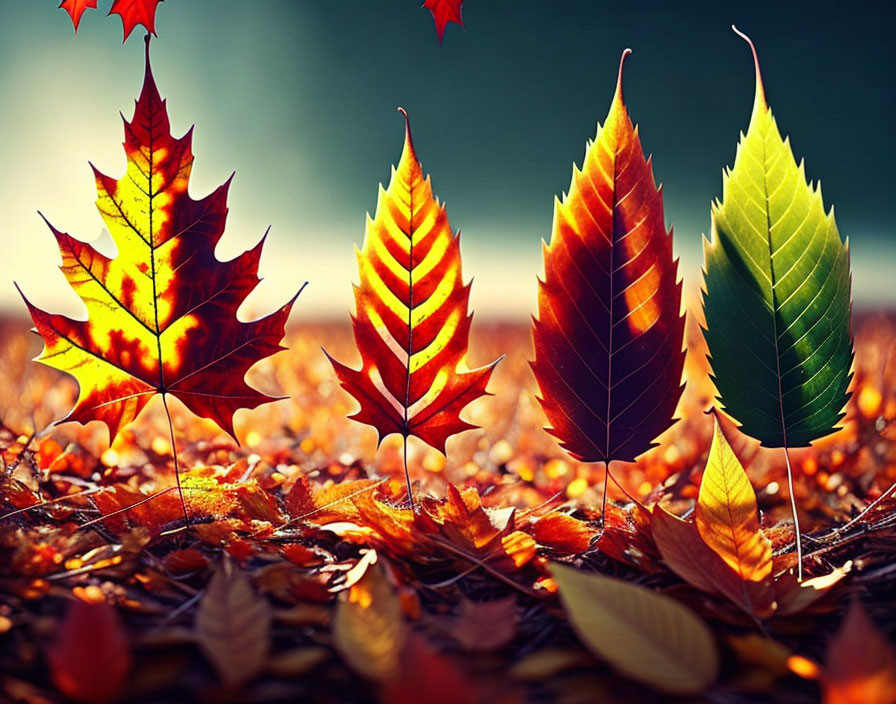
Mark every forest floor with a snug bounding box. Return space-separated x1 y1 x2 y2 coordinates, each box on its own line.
1 311 895 703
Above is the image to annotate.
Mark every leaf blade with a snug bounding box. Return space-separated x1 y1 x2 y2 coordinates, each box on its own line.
695 417 773 582
550 562 719 695
196 560 271 687
531 51 685 463
701 29 853 448
20 40 297 442
328 110 499 453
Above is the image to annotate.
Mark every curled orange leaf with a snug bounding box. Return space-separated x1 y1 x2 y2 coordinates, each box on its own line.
327 110 499 453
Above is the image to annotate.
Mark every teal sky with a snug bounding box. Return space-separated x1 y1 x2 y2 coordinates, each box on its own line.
3 1 894 319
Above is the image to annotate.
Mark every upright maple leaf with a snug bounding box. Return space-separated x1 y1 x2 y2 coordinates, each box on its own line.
109 0 164 40
327 109 499 500
423 0 464 43
531 50 685 505
18 37 298 443
59 0 98 34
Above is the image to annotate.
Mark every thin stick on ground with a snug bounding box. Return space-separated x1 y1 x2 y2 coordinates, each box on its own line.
161 393 190 526
819 480 896 541
782 444 803 581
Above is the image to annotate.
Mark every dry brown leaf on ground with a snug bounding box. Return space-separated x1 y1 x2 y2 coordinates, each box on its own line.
195 558 271 687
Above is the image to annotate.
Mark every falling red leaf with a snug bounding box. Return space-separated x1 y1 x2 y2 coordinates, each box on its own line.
58 0 97 34
18 38 298 442
423 0 464 43
47 599 132 704
109 0 164 40
531 50 685 464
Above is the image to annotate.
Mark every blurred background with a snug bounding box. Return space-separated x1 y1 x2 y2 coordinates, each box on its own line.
2 0 894 321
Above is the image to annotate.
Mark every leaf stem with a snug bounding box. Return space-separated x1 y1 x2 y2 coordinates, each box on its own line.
161 393 190 527
600 461 610 528
403 433 415 510
782 445 802 580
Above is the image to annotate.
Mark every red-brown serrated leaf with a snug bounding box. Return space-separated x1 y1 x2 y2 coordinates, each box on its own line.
531 50 685 463
327 110 499 453
59 0 97 33
423 0 464 43
18 39 298 442
109 0 164 40
47 600 132 704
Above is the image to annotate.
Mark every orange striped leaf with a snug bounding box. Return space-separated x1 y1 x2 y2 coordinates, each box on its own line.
531 50 685 463
327 110 500 453
695 417 773 582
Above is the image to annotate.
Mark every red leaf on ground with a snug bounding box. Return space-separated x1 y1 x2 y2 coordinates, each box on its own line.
47 600 132 704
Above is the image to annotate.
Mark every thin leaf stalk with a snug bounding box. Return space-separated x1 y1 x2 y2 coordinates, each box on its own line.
782 445 802 580
403 433 415 510
161 393 190 526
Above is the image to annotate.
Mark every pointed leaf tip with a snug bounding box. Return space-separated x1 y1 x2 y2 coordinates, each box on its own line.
615 48 632 101
731 25 767 111
397 107 415 154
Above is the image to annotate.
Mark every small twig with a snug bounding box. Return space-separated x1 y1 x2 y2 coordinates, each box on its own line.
816 481 896 542
428 535 541 598
0 485 104 521
77 486 179 529
266 477 388 537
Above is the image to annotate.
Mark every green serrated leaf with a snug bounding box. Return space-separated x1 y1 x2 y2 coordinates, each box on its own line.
702 30 853 448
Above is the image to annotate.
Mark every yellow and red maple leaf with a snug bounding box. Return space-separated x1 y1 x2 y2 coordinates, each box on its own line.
18 38 298 441
327 110 499 454
423 0 464 43
58 0 98 33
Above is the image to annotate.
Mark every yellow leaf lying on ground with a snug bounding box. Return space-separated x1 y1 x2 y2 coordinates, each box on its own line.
550 562 719 695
